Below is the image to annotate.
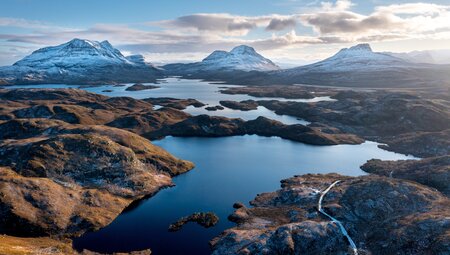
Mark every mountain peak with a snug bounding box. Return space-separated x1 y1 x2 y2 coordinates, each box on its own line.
230 45 257 55
100 40 114 49
65 38 97 48
63 39 117 53
347 43 372 52
331 43 376 59
197 45 279 71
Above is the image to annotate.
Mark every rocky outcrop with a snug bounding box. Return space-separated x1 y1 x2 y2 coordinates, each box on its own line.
219 100 258 111
147 115 363 145
125 84 160 91
0 89 195 238
147 115 244 138
361 156 450 196
0 89 191 136
211 173 450 255
106 107 190 135
378 129 450 157
168 212 219 232
143 97 205 110
0 125 194 237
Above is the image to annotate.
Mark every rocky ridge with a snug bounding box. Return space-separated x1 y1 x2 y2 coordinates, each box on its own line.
147 115 363 145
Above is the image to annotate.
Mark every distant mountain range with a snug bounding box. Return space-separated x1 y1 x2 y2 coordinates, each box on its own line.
0 39 161 85
0 39 449 88
385 50 450 65
168 43 450 88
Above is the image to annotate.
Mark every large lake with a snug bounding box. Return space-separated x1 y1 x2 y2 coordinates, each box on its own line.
7 79 416 254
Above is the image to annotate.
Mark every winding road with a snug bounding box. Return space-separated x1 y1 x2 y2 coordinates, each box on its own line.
318 180 359 255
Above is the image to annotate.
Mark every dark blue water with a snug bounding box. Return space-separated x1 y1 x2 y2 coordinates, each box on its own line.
73 136 415 254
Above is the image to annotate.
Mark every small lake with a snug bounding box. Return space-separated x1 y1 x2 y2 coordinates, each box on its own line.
7 79 416 254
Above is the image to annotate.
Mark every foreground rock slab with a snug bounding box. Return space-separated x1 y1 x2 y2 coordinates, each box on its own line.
211 173 450 255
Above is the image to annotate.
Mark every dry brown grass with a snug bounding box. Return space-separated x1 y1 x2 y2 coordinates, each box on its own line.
0 235 75 255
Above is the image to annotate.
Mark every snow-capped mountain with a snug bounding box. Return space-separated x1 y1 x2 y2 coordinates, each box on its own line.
291 43 411 73
201 45 279 71
256 43 450 87
163 45 279 74
0 39 160 85
13 39 134 68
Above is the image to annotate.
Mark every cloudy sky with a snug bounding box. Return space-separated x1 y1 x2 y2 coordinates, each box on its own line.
1 0 450 66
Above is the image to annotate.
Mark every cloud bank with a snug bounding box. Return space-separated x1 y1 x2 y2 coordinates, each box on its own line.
0 1 449 65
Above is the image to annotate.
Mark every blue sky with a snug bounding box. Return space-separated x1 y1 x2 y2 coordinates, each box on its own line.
1 0 450 65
